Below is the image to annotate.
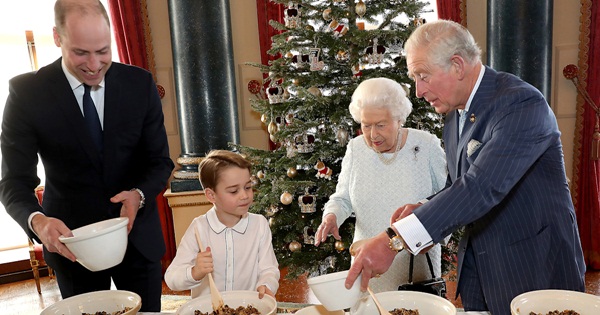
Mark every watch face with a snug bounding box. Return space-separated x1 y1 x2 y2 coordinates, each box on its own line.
390 237 404 251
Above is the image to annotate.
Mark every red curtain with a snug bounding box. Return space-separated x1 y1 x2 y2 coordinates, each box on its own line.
107 0 153 76
573 0 600 270
255 0 284 67
106 0 175 271
256 0 284 150
436 0 467 26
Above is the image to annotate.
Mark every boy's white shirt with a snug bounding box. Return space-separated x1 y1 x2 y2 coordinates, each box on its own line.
164 207 280 298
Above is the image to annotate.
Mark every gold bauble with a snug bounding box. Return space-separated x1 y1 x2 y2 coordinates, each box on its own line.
256 170 265 179
307 86 322 97
280 191 293 205
293 78 301 86
261 114 268 123
355 0 366 18
305 24 315 32
335 240 346 251
289 241 302 252
267 121 278 134
285 52 294 58
250 175 259 186
270 134 278 143
286 167 298 178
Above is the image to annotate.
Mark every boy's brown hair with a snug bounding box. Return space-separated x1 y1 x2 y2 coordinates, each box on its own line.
198 150 252 190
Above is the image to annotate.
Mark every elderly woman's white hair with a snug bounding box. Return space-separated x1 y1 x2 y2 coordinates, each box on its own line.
348 77 412 124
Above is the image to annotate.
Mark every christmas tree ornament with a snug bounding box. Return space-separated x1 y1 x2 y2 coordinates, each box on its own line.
309 47 325 71
293 78 302 86
288 241 302 252
286 167 298 178
292 51 310 68
322 8 332 21
267 81 285 104
284 2 301 29
285 140 298 158
250 175 259 186
387 40 403 54
355 0 366 18
283 88 291 100
307 86 322 97
328 20 348 37
256 170 265 179
298 187 316 213
280 191 293 205
266 205 280 216
305 24 315 32
285 112 295 124
295 132 315 153
314 161 333 180
351 64 363 79
335 240 346 251
267 121 278 135
365 38 386 64
260 113 268 124
335 50 349 62
270 134 278 143
303 226 315 244
269 217 275 227
336 127 349 146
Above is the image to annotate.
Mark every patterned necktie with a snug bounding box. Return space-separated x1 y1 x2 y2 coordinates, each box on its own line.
458 110 467 136
82 84 103 152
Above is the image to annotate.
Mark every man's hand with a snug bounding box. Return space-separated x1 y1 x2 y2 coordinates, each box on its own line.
110 190 141 232
390 203 421 225
345 232 396 291
314 214 340 246
31 214 76 262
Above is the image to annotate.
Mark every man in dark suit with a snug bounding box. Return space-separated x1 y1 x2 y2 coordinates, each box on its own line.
345 20 585 314
0 0 174 311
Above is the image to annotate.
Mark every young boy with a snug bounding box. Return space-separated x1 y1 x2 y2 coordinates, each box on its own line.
165 150 280 298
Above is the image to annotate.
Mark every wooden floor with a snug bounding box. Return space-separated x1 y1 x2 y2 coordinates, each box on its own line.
0 271 599 314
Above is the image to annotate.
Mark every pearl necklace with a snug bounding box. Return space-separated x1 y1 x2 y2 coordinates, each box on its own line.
373 128 405 165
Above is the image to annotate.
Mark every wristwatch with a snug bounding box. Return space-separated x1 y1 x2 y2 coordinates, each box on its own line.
386 227 405 252
130 188 145 209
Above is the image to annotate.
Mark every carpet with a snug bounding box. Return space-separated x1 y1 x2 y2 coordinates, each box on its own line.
161 294 191 312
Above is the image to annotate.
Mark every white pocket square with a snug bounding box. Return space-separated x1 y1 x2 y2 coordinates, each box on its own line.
467 139 482 157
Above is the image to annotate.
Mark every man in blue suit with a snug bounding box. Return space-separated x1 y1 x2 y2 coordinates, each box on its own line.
0 0 173 312
346 20 585 314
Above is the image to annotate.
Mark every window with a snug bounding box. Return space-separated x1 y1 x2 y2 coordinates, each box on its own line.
0 0 117 252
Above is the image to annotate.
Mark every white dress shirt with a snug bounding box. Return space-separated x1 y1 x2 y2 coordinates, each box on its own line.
164 207 280 298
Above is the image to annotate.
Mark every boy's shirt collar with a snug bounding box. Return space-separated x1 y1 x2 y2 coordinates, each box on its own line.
206 207 249 234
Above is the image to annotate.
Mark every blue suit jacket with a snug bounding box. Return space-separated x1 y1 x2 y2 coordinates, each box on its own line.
0 58 174 264
414 66 585 314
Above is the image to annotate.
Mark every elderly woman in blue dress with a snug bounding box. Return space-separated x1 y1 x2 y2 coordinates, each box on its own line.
314 77 447 293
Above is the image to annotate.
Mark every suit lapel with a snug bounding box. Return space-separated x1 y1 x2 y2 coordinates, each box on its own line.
45 59 104 171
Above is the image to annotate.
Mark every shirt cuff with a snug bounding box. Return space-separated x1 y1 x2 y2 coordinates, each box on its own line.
417 198 429 204
392 213 433 255
28 211 45 237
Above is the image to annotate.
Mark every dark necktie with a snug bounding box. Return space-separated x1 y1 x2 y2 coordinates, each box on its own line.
82 84 103 152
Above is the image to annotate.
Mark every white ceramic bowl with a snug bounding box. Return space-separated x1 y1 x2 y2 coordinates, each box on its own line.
175 290 277 315
307 270 363 311
59 217 128 271
510 289 600 315
350 290 456 315
295 305 345 315
40 290 141 315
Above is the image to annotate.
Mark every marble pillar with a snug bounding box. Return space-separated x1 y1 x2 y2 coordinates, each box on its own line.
167 0 240 192
487 0 553 102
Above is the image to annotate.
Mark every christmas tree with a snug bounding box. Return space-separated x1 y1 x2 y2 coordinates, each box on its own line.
234 0 456 279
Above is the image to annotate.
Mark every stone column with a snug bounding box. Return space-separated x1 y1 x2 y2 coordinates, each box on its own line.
167 0 240 192
487 0 553 102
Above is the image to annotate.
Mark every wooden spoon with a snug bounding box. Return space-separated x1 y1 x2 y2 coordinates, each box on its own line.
194 227 225 311
367 286 392 315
